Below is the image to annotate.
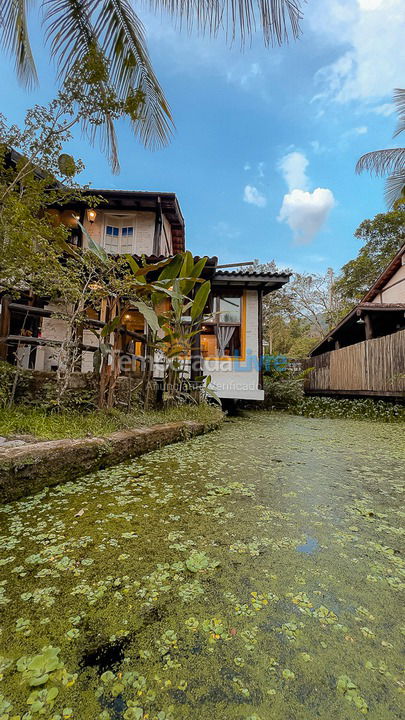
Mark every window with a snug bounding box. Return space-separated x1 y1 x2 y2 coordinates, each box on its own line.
201 294 243 358
104 218 135 253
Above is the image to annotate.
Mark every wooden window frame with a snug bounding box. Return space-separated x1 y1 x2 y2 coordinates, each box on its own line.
201 291 246 361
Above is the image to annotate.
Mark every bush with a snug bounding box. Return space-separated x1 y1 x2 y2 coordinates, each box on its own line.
0 361 30 409
295 396 405 422
263 369 305 409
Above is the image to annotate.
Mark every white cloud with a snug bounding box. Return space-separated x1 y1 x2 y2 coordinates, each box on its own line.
229 62 262 88
277 150 335 243
243 162 251 171
243 185 267 208
277 151 310 192
310 0 405 104
310 140 327 155
341 125 368 141
372 103 396 117
278 188 336 244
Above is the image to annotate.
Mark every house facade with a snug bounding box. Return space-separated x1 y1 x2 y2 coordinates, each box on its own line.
304 244 405 399
0 189 289 402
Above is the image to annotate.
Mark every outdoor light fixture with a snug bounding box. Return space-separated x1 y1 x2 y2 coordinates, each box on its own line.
86 208 97 224
357 317 365 325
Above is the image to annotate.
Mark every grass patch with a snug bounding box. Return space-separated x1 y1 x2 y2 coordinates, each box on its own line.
0 404 223 441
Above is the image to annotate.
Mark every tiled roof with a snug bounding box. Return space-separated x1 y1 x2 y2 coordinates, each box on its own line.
213 270 291 278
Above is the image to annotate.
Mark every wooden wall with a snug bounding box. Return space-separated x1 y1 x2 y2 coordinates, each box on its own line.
303 329 405 397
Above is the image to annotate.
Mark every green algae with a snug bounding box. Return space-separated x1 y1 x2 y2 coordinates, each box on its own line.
0 412 404 720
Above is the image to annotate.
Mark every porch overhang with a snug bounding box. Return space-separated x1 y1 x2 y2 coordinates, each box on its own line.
211 271 291 295
309 302 405 356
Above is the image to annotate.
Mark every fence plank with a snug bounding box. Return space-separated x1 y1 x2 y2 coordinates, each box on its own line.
303 329 405 397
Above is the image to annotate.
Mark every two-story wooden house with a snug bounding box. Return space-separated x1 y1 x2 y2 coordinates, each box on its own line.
0 188 290 402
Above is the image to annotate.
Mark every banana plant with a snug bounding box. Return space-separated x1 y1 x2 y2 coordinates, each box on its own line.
151 252 212 405
83 228 212 408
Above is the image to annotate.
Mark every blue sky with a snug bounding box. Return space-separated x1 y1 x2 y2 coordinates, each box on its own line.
0 0 403 274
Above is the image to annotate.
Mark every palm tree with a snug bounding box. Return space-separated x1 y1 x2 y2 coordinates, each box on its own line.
356 88 405 208
0 0 302 172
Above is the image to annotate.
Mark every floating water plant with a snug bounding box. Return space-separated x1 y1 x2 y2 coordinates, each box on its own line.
17 646 64 686
0 413 403 719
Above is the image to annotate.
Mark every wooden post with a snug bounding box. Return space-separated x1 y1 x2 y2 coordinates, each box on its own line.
364 313 373 341
0 295 11 361
258 290 263 390
190 317 202 382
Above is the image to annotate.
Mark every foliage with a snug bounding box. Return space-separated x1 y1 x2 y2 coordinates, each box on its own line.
334 207 405 309
0 0 302 170
17 646 63 686
0 80 212 413
185 551 219 573
295 396 405 422
0 360 30 408
356 88 405 207
150 251 212 405
263 369 305 409
248 261 340 357
0 403 223 440
0 56 139 294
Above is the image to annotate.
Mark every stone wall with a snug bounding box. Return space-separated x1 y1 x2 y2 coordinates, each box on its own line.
0 419 221 503
6 369 141 411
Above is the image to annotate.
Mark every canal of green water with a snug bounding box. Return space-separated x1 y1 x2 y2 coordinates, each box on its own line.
0 412 404 720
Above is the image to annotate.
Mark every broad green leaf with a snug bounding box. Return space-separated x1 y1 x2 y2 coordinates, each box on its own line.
101 315 121 337
124 255 140 274
158 254 183 280
133 301 160 334
78 221 108 264
190 256 208 278
191 281 211 321
133 258 173 276
180 251 194 278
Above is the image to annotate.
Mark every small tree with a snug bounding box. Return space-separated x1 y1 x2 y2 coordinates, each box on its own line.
334 208 405 310
151 252 211 405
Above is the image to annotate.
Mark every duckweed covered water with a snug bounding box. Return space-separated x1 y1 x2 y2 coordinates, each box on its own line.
0 412 404 720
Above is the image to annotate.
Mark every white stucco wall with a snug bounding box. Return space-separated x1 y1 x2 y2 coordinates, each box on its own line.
35 302 68 372
371 262 405 304
82 210 173 256
202 290 264 401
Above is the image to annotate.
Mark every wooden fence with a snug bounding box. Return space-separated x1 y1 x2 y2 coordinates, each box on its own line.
302 329 405 398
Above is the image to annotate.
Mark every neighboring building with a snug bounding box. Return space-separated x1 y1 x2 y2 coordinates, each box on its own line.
304 244 405 398
310 243 405 356
0 189 290 402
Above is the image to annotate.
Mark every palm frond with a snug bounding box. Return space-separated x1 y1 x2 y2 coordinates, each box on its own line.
95 0 173 149
148 0 302 46
384 169 405 209
393 88 405 138
0 0 38 87
356 148 405 177
43 0 120 172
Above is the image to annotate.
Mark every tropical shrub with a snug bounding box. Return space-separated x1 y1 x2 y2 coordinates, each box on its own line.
263 369 305 409
295 396 405 422
0 361 30 408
